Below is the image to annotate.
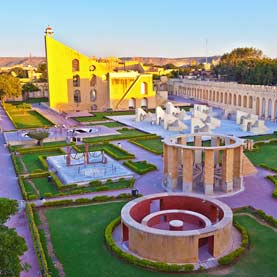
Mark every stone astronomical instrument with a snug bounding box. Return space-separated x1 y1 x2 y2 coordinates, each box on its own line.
120 193 233 263
163 133 248 195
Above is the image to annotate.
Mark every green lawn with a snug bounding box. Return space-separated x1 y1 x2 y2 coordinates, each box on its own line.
21 149 63 173
77 143 134 160
242 133 277 142
43 203 277 277
32 177 59 197
83 128 148 143
130 137 163 154
123 160 157 174
89 121 125 128
74 111 135 122
245 143 277 168
9 110 54 129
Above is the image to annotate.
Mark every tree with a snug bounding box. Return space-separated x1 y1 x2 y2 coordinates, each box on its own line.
0 198 28 277
22 83 39 101
0 198 18 224
37 63 48 81
27 130 49 146
0 74 22 103
9 67 28 78
163 63 177 69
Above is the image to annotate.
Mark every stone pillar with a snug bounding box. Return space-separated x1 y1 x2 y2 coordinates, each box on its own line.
182 149 193 192
168 146 178 190
194 135 202 165
204 149 214 195
84 143 89 165
233 146 243 189
211 137 220 166
66 146 71 166
163 144 169 176
222 149 234 192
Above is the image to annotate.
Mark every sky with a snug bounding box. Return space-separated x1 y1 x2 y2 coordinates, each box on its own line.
1 0 277 58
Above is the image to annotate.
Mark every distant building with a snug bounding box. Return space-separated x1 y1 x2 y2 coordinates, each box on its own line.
44 27 158 112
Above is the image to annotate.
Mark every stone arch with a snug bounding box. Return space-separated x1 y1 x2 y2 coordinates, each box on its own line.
73 74 80 87
256 97 260 116
249 96 253 109
233 94 237 106
268 98 272 118
274 100 277 120
141 97 148 108
224 92 228 104
74 89 81 103
238 95 242 106
220 92 223 103
262 98 266 117
243 95 247 108
72 59 80 72
129 98 136 109
228 93 232 105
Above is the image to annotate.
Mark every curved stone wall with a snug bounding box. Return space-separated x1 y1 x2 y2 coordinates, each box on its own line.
163 133 244 194
121 193 233 263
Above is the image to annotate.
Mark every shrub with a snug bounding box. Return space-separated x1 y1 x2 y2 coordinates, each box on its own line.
28 171 49 179
93 195 115 202
218 220 249 265
28 194 39 200
26 204 49 276
44 193 53 198
43 199 74 207
18 177 28 200
105 217 194 272
95 185 109 191
266 175 277 198
74 198 93 204
89 180 102 187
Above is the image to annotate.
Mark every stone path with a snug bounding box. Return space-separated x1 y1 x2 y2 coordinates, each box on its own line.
32 103 77 127
0 104 15 131
38 209 65 277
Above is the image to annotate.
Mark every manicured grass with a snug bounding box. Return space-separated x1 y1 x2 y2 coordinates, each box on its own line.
7 98 49 104
12 110 54 129
83 128 148 143
44 203 277 277
245 143 277 168
89 121 125 128
76 143 134 160
123 160 157 174
22 177 134 200
32 177 59 197
242 133 277 141
130 137 163 154
21 149 63 173
74 111 135 122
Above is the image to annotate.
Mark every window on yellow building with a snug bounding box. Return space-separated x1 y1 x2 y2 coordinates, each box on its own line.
90 89 97 101
141 82 148 94
74 90 81 103
73 75 80 87
72 59 80 71
90 75 97 86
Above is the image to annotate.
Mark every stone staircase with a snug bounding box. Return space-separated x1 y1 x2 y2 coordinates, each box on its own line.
242 153 257 176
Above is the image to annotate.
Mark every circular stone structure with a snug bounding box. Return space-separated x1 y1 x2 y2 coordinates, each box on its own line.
163 133 246 195
121 193 233 264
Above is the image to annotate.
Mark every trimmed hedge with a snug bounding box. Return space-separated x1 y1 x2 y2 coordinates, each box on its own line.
42 193 135 207
266 175 277 198
256 209 277 227
26 204 50 276
17 146 65 155
18 176 28 200
129 135 163 155
105 217 194 272
28 171 49 179
11 153 23 175
218 220 249 265
123 160 157 175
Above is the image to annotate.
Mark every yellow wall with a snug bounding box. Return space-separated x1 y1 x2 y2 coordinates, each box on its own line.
45 34 156 111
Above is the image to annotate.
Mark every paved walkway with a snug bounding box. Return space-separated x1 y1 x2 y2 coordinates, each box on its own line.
0 113 40 276
0 104 15 131
32 103 77 127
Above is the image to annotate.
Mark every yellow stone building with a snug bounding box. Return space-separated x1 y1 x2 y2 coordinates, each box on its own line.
44 27 157 112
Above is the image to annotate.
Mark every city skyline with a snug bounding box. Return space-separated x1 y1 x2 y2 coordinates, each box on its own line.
1 0 277 58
